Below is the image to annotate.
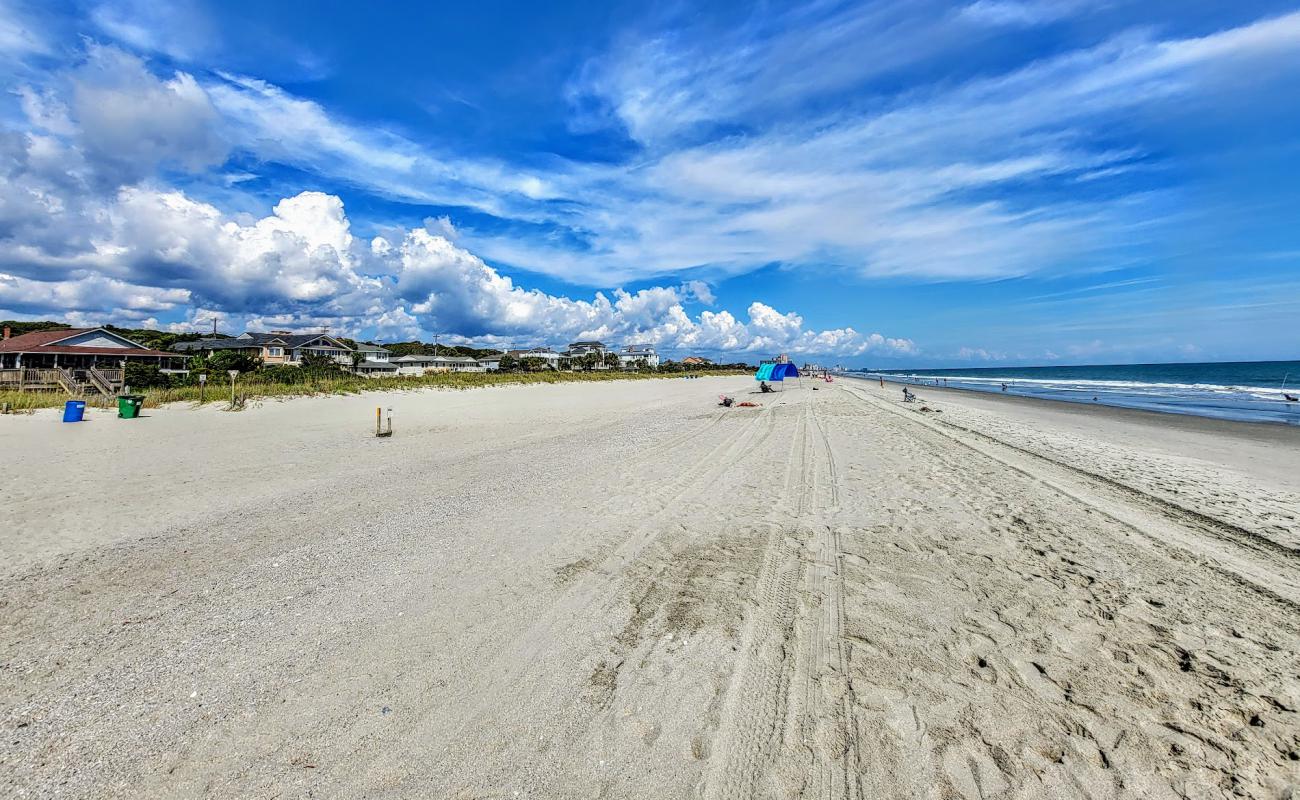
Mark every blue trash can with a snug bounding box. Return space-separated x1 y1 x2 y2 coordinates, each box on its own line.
63 400 86 422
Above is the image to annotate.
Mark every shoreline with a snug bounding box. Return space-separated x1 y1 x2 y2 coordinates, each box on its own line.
848 374 1300 440
853 372 1300 430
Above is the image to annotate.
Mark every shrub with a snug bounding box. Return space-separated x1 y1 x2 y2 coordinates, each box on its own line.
123 362 171 389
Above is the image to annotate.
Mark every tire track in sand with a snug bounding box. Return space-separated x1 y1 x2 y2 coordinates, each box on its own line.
838 380 1300 610
704 388 859 799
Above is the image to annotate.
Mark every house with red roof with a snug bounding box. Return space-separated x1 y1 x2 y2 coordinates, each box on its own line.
0 326 186 395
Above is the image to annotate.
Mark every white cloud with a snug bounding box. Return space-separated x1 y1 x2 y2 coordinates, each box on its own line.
64 45 228 184
0 152 908 355
0 0 49 58
89 0 216 63
8 11 1288 288
681 280 715 305
955 346 1005 361
0 270 189 316
958 1 1084 28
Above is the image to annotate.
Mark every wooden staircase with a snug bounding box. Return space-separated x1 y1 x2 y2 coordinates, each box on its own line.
55 367 123 397
88 367 119 396
55 367 84 397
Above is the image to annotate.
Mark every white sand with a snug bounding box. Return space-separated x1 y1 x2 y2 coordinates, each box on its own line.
2 377 1298 798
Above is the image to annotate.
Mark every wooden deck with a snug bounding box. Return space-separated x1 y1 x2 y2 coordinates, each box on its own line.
0 368 124 395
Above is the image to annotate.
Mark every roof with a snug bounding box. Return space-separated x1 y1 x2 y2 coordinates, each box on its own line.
0 328 178 358
394 354 480 364
237 332 352 349
172 338 261 352
568 340 606 347
0 328 93 351
622 344 655 353
352 342 390 353
354 359 397 370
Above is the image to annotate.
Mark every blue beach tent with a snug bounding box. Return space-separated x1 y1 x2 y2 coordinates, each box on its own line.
755 362 800 382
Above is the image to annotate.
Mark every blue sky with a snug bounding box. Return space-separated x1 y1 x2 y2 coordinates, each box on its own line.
1 0 1298 365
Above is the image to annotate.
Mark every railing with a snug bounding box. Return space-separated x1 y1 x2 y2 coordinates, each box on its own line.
0 367 129 393
0 369 67 390
55 367 82 396
88 367 119 395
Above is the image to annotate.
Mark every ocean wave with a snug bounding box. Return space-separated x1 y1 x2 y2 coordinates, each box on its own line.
861 373 1288 396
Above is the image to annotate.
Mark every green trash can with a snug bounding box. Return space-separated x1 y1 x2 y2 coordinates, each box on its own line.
116 395 144 419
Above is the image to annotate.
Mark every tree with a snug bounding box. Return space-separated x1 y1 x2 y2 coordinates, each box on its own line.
206 350 262 374
123 362 170 389
497 354 519 372
520 357 547 372
603 352 621 370
299 352 345 372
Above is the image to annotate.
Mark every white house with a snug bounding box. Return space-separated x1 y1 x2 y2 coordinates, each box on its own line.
618 344 660 369
509 347 564 369
392 354 485 375
352 343 390 362
564 340 615 369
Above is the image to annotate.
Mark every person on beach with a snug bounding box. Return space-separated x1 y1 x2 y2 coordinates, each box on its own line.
1001 383 1008 392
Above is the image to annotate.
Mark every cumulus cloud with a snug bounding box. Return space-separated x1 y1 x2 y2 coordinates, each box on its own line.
382 225 909 354
65 45 227 184
0 271 189 318
0 132 909 355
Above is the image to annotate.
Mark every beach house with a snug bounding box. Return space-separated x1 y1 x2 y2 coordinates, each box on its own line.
565 340 615 369
351 343 390 362
391 354 485 375
0 326 187 395
349 342 396 377
566 340 608 358
508 347 565 369
618 344 660 369
173 331 356 366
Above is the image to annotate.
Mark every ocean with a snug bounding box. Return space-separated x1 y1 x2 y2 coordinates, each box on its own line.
854 360 1300 425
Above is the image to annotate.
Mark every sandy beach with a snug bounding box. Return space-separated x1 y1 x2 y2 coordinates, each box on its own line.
2 377 1298 798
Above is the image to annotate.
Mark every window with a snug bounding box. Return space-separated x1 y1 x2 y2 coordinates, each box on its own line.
268 347 282 357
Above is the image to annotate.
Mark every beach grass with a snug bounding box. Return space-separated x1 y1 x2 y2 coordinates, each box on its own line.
0 369 746 411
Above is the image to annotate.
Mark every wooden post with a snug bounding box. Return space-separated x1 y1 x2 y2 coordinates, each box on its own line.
375 406 392 437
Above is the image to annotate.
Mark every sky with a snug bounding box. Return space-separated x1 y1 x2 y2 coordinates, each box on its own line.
1 0 1298 366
